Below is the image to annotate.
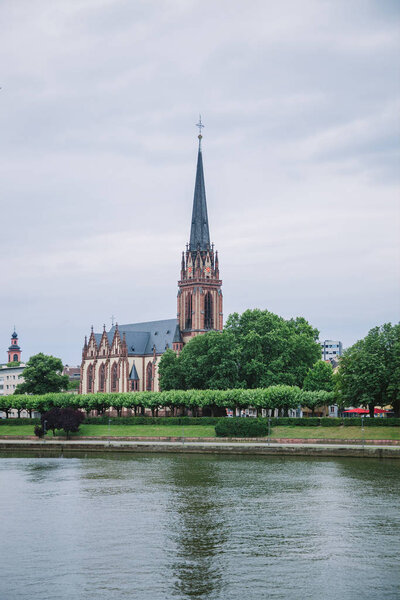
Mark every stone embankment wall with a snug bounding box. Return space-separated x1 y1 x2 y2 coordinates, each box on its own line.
0 440 399 459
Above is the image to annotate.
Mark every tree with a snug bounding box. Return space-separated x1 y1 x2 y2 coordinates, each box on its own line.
266 385 301 416
41 407 62 436
303 360 334 392
338 323 400 417
42 407 84 439
158 349 185 390
300 390 334 417
159 331 240 391
58 407 85 439
179 331 240 390
159 309 320 392
14 353 69 395
225 309 320 389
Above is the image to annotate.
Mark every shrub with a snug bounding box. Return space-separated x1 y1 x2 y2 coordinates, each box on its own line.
34 425 44 438
215 418 268 438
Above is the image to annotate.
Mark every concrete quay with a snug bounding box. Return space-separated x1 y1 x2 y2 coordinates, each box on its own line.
1 438 399 459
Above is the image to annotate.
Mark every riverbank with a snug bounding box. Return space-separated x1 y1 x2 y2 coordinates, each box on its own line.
1 438 399 458
1 424 399 440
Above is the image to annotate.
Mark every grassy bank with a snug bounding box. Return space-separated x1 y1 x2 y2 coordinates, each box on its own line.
1 424 399 440
270 426 400 440
0 424 216 438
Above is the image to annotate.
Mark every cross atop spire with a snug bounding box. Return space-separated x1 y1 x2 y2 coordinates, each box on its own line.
196 114 204 136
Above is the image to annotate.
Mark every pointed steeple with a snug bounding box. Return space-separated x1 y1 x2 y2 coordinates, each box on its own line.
189 117 210 252
177 117 223 341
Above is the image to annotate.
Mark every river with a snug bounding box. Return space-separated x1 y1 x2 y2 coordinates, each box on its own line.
0 453 399 599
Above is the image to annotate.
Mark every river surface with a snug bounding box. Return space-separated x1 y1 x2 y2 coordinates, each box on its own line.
0 453 399 600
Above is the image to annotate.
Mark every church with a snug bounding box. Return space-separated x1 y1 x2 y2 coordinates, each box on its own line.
80 125 223 394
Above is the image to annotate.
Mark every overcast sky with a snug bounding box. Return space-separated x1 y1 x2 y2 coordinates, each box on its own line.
0 0 399 365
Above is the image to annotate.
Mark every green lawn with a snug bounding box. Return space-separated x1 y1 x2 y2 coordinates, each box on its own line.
0 424 216 438
0 425 35 436
0 424 399 440
77 425 216 438
271 426 400 440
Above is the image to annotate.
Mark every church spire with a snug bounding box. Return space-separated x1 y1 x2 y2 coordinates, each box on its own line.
189 116 210 252
177 118 223 342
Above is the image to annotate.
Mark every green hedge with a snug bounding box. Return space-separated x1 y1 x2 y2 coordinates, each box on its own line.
83 416 222 426
268 417 321 426
341 417 400 427
215 418 268 438
1 415 398 427
0 418 40 426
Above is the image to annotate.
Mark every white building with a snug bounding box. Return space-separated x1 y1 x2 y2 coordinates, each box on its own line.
320 340 343 362
0 330 28 418
0 363 25 396
0 330 25 396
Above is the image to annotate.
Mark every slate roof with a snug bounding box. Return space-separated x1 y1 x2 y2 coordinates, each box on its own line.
189 145 210 252
173 324 183 343
94 332 114 347
107 318 179 356
129 364 139 380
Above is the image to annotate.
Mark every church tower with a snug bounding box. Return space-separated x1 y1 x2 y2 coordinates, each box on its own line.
8 330 22 363
177 119 223 344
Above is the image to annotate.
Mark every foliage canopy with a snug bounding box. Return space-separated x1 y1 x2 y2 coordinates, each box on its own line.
14 353 69 395
303 360 334 392
338 323 400 416
159 309 320 391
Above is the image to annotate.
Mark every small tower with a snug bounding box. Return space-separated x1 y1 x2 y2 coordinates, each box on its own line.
177 118 223 344
8 330 22 363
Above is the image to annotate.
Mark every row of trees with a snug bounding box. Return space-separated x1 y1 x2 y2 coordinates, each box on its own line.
159 315 399 416
9 310 399 418
2 386 334 417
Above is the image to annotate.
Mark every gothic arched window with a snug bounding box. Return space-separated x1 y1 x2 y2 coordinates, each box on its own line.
146 362 153 392
87 364 93 393
13 354 18 362
111 363 118 392
185 293 192 330
204 292 213 330
99 364 105 391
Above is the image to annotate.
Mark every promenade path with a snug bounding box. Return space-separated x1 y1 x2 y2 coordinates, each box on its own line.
1 438 399 458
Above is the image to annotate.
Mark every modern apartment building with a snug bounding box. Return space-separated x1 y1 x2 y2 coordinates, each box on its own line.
320 340 343 361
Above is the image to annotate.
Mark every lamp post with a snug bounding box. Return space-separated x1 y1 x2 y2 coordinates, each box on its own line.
268 417 271 446
108 417 111 447
43 419 47 442
361 415 365 447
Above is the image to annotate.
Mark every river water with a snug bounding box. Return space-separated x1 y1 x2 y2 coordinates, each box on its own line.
0 453 399 600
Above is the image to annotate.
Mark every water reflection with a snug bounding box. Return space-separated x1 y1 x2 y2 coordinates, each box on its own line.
0 455 399 600
166 456 227 599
